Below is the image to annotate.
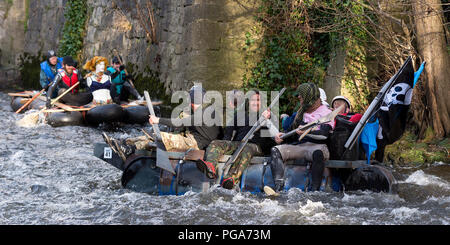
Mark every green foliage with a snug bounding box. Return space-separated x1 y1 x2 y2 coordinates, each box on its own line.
243 0 374 114
243 1 327 114
59 0 88 59
23 0 30 32
244 33 317 113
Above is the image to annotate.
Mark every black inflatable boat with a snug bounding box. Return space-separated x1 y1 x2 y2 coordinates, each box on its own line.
10 91 154 127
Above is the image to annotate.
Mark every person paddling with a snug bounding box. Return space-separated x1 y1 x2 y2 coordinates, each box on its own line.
46 56 86 108
196 90 275 190
105 56 143 104
266 82 335 193
102 85 221 161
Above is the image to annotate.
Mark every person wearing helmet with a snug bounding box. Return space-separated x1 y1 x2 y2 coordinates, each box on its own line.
39 50 63 97
331 96 362 123
105 56 143 104
102 84 221 161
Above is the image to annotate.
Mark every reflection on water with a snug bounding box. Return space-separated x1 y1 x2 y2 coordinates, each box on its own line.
0 92 448 225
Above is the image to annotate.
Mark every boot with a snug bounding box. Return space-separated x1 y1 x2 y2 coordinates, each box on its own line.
267 147 286 193
195 159 216 179
221 177 235 190
310 150 325 191
124 81 142 100
113 139 136 162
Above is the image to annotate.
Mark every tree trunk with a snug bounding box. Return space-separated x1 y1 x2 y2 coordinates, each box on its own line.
412 0 450 138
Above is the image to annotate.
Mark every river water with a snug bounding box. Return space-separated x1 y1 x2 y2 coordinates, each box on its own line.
0 91 449 225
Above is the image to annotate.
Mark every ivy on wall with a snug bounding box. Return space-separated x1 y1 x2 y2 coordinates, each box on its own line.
58 0 88 59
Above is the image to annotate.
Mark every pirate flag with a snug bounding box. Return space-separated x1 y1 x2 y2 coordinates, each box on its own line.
376 59 425 145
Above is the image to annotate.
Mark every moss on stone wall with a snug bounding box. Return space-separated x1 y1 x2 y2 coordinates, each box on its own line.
125 63 173 117
384 130 450 166
18 52 42 90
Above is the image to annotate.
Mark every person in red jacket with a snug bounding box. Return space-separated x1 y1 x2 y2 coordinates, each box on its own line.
331 96 362 123
46 56 89 107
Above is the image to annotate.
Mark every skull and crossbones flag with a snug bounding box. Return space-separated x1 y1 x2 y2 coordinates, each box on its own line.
344 57 425 162
376 58 425 145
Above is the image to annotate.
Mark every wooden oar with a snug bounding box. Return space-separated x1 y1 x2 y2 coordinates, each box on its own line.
120 100 162 108
280 104 345 140
143 90 175 174
8 93 33 98
15 86 49 113
16 82 80 127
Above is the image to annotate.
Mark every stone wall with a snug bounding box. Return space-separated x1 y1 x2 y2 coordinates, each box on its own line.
23 0 67 56
0 0 261 95
0 0 67 89
81 0 261 93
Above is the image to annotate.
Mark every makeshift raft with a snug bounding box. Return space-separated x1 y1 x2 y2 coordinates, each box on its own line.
9 91 158 126
93 143 396 196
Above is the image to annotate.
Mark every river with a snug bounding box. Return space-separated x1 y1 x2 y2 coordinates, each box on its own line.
0 91 449 225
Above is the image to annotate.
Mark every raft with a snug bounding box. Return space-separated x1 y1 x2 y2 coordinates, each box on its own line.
9 91 155 127
93 143 396 195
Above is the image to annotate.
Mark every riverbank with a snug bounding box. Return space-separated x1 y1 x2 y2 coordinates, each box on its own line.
384 129 450 167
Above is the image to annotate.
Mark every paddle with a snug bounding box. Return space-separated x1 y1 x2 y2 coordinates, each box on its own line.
143 91 175 174
222 88 286 177
16 81 80 127
280 104 345 140
15 85 49 114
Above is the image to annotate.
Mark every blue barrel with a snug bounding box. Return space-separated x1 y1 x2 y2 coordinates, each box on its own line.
240 164 343 194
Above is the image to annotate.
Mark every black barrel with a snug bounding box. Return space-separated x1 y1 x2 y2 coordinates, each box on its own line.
10 97 45 113
121 156 161 195
344 165 395 193
85 104 125 125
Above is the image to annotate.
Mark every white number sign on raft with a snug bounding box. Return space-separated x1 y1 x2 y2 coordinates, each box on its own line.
103 147 112 159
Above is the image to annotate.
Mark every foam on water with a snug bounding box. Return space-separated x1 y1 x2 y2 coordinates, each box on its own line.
403 170 450 189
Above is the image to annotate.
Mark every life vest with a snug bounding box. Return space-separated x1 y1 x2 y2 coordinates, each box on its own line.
58 68 79 94
40 58 63 84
